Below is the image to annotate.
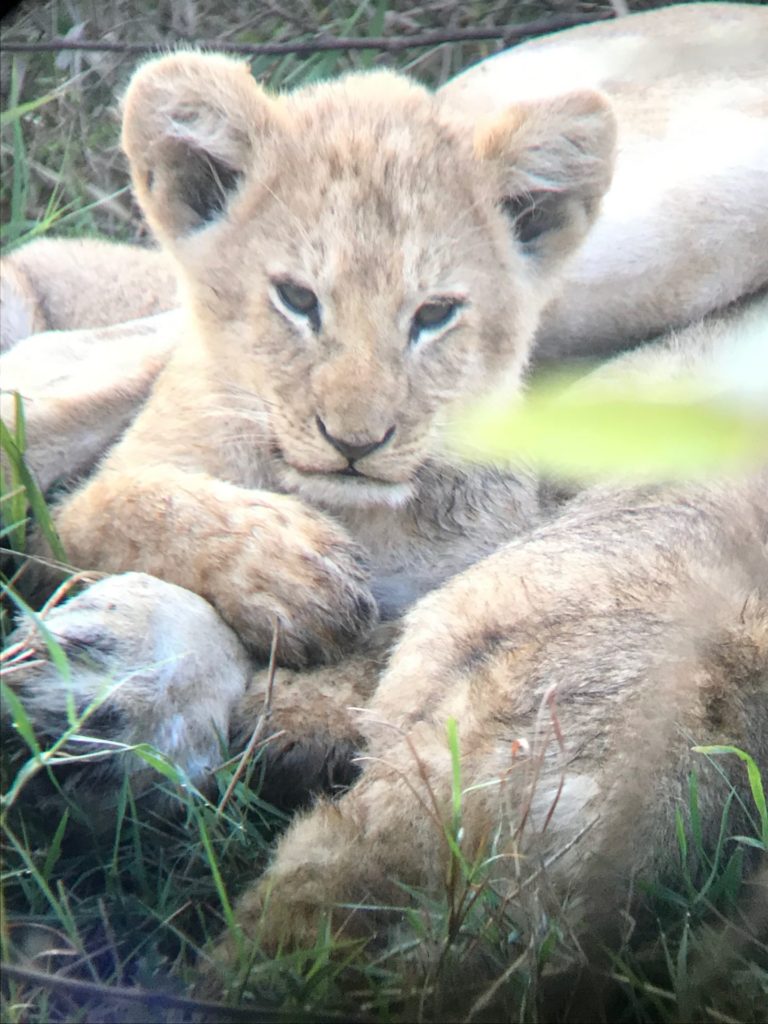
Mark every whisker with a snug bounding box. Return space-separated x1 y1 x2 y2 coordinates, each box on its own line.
261 180 314 250
208 380 280 414
198 408 270 426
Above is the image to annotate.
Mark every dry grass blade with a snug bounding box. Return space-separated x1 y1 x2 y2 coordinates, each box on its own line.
38 570 101 617
465 944 534 1022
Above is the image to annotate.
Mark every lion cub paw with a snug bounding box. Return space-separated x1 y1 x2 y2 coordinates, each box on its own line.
195 874 332 1001
227 624 392 809
209 495 379 667
3 573 251 809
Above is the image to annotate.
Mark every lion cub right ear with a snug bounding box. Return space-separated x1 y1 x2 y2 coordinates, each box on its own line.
474 90 616 273
122 52 278 244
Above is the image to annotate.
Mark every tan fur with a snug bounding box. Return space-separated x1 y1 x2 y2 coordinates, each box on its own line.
32 54 613 667
224 480 767 954
0 237 177 351
2 3 767 1007
0 311 181 491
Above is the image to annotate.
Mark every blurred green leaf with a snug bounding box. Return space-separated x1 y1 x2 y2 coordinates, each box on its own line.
450 377 768 480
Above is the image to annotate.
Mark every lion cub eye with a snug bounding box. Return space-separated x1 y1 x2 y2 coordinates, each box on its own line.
273 280 321 332
409 300 462 345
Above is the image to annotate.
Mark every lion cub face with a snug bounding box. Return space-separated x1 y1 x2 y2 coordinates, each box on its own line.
122 55 615 507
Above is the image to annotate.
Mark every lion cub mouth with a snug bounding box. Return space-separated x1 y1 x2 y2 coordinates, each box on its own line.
284 461 415 508
269 439 414 506
295 463 403 489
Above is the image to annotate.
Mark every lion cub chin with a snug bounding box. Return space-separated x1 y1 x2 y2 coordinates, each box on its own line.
40 52 615 668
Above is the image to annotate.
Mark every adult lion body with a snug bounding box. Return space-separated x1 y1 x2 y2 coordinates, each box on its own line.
2 3 767 1014
443 0 768 360
0 237 176 352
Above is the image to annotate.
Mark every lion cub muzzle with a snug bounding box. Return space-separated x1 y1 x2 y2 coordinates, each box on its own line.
315 415 396 468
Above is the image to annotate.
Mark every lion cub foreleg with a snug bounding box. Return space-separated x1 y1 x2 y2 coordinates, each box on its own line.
51 463 378 667
207 737 460 977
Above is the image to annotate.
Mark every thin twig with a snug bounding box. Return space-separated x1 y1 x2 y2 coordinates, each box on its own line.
213 730 286 772
216 621 280 815
606 970 742 1024
0 546 98 580
539 687 566 835
0 14 613 58
511 689 554 843
0 639 33 662
0 150 134 223
96 897 123 985
352 714 451 837
0 658 47 675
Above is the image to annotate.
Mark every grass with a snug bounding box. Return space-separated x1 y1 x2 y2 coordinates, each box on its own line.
1 2 766 1021
1 0 672 250
2 641 766 1021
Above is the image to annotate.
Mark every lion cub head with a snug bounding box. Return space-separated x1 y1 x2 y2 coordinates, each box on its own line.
122 53 615 507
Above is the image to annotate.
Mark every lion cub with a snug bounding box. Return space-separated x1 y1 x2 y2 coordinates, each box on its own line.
45 53 615 667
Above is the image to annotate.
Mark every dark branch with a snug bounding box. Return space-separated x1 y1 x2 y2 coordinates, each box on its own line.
0 14 614 58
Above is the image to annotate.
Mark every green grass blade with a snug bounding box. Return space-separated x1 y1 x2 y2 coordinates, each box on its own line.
0 679 43 760
0 88 60 128
446 716 462 833
451 377 768 480
195 809 238 937
3 584 70 681
0 412 67 563
687 770 707 867
41 810 70 881
693 745 767 847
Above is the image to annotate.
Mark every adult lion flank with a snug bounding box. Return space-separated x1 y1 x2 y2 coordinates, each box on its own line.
1 4 767 1023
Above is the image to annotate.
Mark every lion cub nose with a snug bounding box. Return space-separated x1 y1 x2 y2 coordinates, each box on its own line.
315 416 395 463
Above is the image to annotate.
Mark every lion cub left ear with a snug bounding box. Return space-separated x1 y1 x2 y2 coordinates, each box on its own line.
121 52 279 244
475 91 616 271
